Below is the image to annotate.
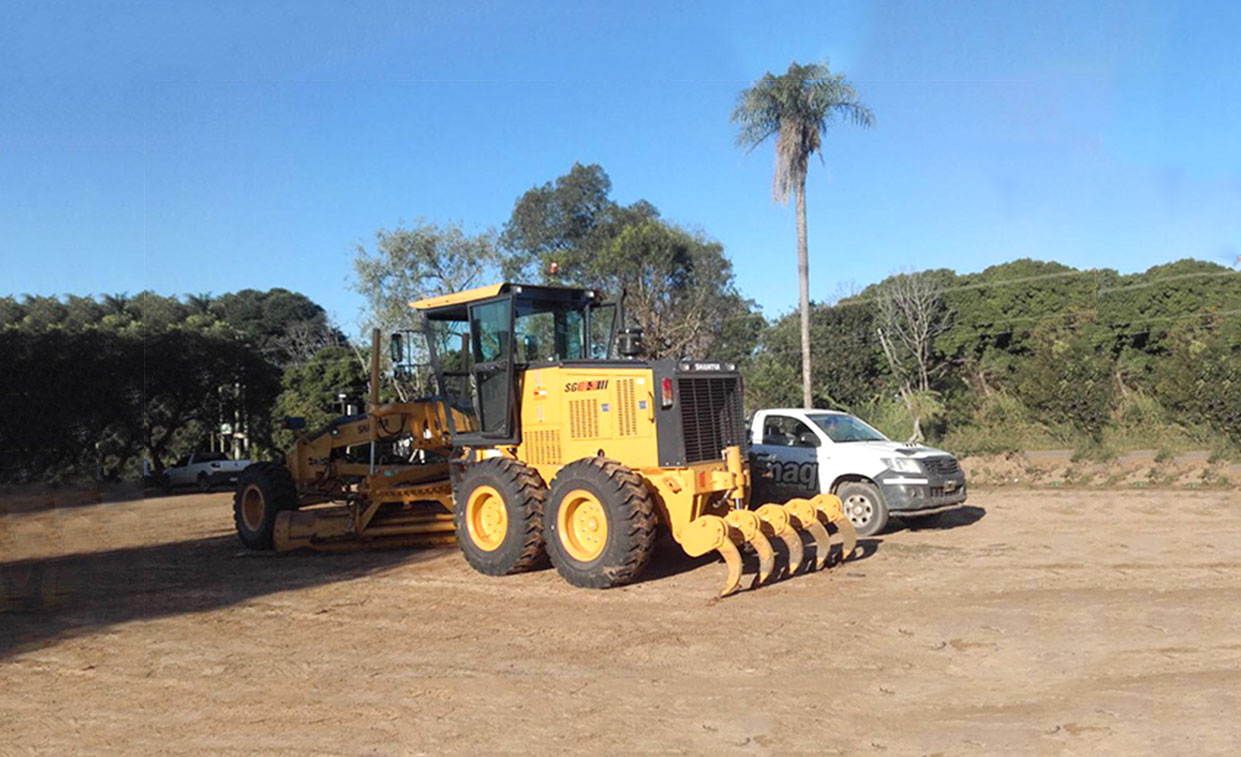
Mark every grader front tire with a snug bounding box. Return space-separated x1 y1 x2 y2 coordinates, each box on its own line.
545 458 656 589
233 462 299 550
454 458 547 576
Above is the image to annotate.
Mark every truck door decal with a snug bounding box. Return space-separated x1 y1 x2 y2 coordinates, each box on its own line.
752 457 819 503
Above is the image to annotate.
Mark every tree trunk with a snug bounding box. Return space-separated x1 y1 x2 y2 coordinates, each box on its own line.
795 182 813 409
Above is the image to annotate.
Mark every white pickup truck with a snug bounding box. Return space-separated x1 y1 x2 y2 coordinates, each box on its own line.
161 451 251 493
748 408 967 536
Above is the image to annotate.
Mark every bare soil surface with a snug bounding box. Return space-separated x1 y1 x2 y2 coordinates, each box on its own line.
3 488 1240 755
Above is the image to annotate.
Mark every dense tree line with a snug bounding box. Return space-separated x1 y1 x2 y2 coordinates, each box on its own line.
746 258 1241 454
0 290 338 483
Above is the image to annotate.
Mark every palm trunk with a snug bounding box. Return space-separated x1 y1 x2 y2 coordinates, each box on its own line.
795 182 813 409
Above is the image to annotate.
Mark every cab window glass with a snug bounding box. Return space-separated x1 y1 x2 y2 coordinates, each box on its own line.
471 300 511 363
426 317 478 432
761 416 817 447
807 413 887 443
514 299 586 362
589 303 616 358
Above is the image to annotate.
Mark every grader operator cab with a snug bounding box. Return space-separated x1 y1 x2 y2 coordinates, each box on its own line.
233 282 857 596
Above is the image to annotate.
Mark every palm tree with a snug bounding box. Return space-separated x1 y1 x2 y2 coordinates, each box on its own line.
102 292 130 315
733 60 873 408
186 293 214 316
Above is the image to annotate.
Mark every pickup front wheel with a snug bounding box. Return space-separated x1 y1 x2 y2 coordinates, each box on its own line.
836 481 889 536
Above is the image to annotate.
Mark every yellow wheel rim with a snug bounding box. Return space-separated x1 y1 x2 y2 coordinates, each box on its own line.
466 485 508 552
558 489 608 562
241 484 265 531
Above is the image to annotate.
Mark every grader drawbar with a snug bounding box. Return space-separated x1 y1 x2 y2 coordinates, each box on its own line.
233 282 857 596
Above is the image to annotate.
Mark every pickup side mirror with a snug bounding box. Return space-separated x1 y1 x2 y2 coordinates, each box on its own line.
797 431 821 448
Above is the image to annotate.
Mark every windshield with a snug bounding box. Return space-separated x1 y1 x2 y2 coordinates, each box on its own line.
514 298 586 362
806 413 887 443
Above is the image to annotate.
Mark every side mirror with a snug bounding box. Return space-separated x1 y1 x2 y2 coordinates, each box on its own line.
797 431 821 448
389 333 403 362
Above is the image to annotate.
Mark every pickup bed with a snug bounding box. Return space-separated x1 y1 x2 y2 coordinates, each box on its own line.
162 452 251 493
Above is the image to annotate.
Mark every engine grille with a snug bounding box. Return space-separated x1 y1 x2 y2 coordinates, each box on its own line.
677 375 745 463
922 456 961 477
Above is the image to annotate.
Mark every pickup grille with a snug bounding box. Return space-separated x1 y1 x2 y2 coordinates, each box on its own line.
677 375 745 463
922 456 961 477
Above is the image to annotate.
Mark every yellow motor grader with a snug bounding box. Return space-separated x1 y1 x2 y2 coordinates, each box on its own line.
233 282 856 596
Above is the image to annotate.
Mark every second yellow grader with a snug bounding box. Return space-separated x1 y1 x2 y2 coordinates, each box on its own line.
234 282 856 596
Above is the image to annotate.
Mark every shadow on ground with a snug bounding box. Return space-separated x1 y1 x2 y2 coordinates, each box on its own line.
0 534 451 660
892 505 987 533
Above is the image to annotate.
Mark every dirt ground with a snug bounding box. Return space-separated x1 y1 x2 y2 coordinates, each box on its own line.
2 487 1239 755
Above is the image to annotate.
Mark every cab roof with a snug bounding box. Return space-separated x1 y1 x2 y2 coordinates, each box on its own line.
409 283 507 311
409 282 598 319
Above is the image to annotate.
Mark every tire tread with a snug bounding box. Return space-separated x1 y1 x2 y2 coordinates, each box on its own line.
453 457 546 575
232 462 299 550
545 457 656 589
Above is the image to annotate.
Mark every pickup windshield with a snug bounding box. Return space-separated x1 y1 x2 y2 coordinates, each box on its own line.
806 413 887 443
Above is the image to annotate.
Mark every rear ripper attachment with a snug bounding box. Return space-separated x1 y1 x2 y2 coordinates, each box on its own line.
663 444 859 597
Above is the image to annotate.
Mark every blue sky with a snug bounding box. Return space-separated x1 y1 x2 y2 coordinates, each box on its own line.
2 0 1239 332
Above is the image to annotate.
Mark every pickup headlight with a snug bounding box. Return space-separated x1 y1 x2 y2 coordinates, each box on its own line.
883 457 923 474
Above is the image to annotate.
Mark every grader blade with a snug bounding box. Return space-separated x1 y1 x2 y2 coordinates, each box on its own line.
810 494 857 566
273 506 456 552
724 509 775 586
755 503 804 576
782 498 832 571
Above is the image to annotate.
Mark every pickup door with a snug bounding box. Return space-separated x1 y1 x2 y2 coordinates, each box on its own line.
165 454 195 487
750 413 822 505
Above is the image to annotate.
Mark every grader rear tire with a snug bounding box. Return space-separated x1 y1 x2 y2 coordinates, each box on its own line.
545 458 656 589
454 458 546 576
233 462 299 550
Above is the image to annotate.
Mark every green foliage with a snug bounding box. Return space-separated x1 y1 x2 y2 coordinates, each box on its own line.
353 220 501 341
0 291 312 482
500 163 646 273
745 299 885 412
732 60 874 200
0 329 143 483
852 391 945 444
745 258 1241 455
212 288 337 366
502 164 758 360
1009 320 1112 436
1148 323 1241 443
272 346 368 450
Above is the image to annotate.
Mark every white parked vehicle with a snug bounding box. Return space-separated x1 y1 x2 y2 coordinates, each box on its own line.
161 451 251 493
748 408 967 536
